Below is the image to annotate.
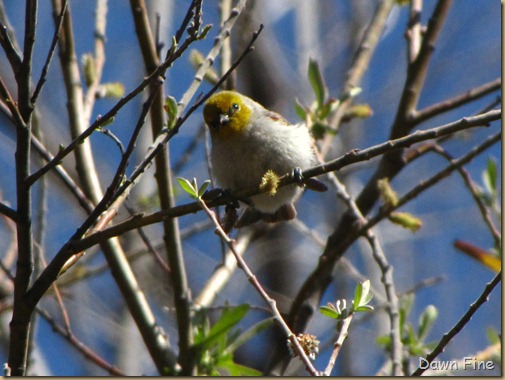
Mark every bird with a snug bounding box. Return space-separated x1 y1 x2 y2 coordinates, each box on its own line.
203 90 325 229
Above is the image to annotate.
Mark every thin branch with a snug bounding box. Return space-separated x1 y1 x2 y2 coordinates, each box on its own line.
130 0 194 373
362 132 501 234
0 202 18 222
0 74 27 129
196 196 320 376
391 0 453 139
300 109 500 185
323 315 353 376
322 0 395 154
413 78 501 124
406 0 423 63
427 144 501 246
26 14 205 187
194 228 255 308
411 271 502 376
320 163 403 375
35 306 126 376
365 232 403 375
177 0 250 113
31 0 68 104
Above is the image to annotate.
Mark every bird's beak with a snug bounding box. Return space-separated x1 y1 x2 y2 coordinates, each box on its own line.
219 113 230 125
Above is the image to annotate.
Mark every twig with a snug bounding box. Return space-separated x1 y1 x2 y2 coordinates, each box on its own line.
0 202 18 222
321 163 403 375
31 0 68 104
323 315 353 376
299 109 500 186
130 0 195 373
411 271 502 376
177 0 249 113
406 0 423 63
97 128 125 155
428 144 501 246
365 232 403 375
26 11 205 187
0 20 22 69
413 78 501 124
196 197 320 376
0 74 27 129
322 0 394 154
194 228 255 308
363 132 501 234
35 306 126 376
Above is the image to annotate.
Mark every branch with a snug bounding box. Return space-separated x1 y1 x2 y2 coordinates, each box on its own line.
26 13 206 187
428 144 501 246
391 0 453 139
413 78 501 124
411 271 502 376
323 315 353 376
130 0 195 373
323 0 394 150
63 110 501 255
31 0 68 104
0 202 18 222
196 195 320 376
363 132 501 234
0 21 22 70
8 0 38 374
194 229 255 308
285 127 500 355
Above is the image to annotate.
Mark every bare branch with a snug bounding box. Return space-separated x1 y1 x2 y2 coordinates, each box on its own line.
31 0 68 104
413 78 501 124
411 271 501 376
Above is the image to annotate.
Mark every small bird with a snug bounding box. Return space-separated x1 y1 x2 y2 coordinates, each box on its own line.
203 90 324 229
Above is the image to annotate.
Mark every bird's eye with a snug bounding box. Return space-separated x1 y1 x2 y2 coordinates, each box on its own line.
231 103 240 111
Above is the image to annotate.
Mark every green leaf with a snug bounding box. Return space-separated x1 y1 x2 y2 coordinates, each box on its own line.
81 53 96 87
198 180 211 198
101 82 125 98
294 98 308 120
198 24 212 40
177 177 197 198
417 305 438 341
308 58 327 108
218 358 262 376
483 157 497 195
223 317 274 356
353 280 373 310
376 334 391 348
194 304 250 351
404 324 416 345
388 212 423 232
319 305 341 319
353 282 364 309
354 304 374 313
486 327 500 345
164 96 178 130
